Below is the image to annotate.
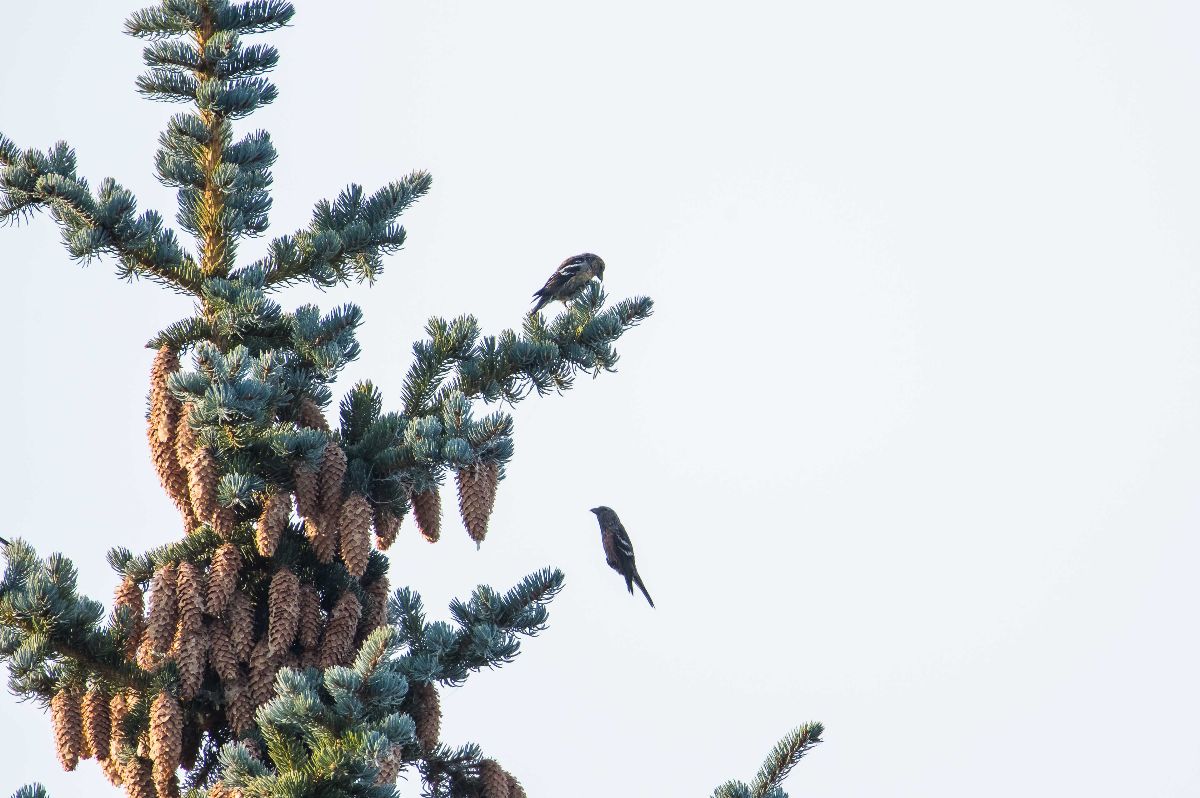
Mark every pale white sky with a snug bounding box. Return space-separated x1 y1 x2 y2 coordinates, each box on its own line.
3 1 1200 795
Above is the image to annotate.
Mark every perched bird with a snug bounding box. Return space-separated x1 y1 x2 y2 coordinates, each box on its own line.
589 506 654 607
531 253 605 312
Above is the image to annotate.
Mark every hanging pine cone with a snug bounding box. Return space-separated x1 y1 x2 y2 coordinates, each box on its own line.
149 692 183 798
506 772 527 798
224 680 254 737
139 563 179 670
179 718 202 771
186 447 219 523
359 575 390 642
226 590 255 663
207 543 242 616
267 567 300 656
208 620 240 685
107 691 133 782
175 624 208 701
149 347 180 442
410 681 441 752
174 403 198 467
479 759 510 798
296 583 323 654
337 493 373 578
256 492 292 557
176 562 206 633
249 639 277 708
456 461 500 546
317 590 362 668
304 515 336 564
50 687 84 771
148 416 191 521
295 395 330 431
293 465 320 519
211 505 237 539
83 686 111 763
124 756 156 798
318 441 347 516
412 489 442 543
373 506 401 550
113 575 145 660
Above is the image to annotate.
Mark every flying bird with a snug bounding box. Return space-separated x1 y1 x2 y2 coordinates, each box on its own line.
589 506 654 607
531 253 605 312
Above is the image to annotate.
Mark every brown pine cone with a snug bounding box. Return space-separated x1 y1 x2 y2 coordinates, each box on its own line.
207 543 242 616
149 691 183 798
108 691 133 770
293 465 320 520
124 756 156 798
506 772 527 798
113 575 146 660
256 492 293 558
186 447 219 523
226 590 255 663
410 681 441 753
83 686 111 763
318 442 348 516
175 624 208 701
149 347 180 441
211 505 237 539
317 590 362 668
174 403 198 467
223 679 255 737
412 489 442 543
359 575 390 642
208 620 241 685
479 759 510 798
295 395 330 431
374 745 403 785
297 583 323 653
456 461 499 546
304 515 336 564
139 563 179 670
373 506 402 550
249 639 278 708
337 493 373 578
148 416 191 521
267 567 300 656
50 687 84 771
176 562 206 633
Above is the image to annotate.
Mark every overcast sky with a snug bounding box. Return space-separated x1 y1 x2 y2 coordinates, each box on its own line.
3 1 1200 795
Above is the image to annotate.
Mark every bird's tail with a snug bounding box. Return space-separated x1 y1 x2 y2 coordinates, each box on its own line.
631 570 655 608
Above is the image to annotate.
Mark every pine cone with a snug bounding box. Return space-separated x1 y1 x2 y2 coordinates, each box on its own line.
375 745 403 785
297 583 323 653
295 395 330 431
149 347 180 442
148 416 191 521
113 575 146 660
360 575 390 642
175 624 208 701
249 639 277 708
180 718 201 771
456 461 499 546
83 686 111 763
207 543 242 616
224 679 254 737
187 447 219 523
108 691 133 777
337 493 373 578
124 756 156 798
211 505 237 539
174 403 198 467
268 567 300 656
317 590 362 668
226 590 255 663
479 759 510 798
256 492 292 557
506 772 527 798
319 442 348 516
51 688 84 771
139 563 179 670
304 515 336 564
293 465 320 519
208 620 241 685
412 489 442 543
411 681 441 752
176 562 206 632
373 506 402 550
149 692 183 798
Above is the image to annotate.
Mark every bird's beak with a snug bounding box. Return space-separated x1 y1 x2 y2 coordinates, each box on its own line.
589 508 599 514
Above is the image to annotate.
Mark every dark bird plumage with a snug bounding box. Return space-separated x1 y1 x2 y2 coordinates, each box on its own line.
531 253 606 312
589 506 654 607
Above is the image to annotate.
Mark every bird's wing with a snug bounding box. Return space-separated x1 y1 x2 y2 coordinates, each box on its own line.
533 256 589 298
613 522 638 569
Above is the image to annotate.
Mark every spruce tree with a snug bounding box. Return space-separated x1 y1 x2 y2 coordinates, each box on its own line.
0 3 822 796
